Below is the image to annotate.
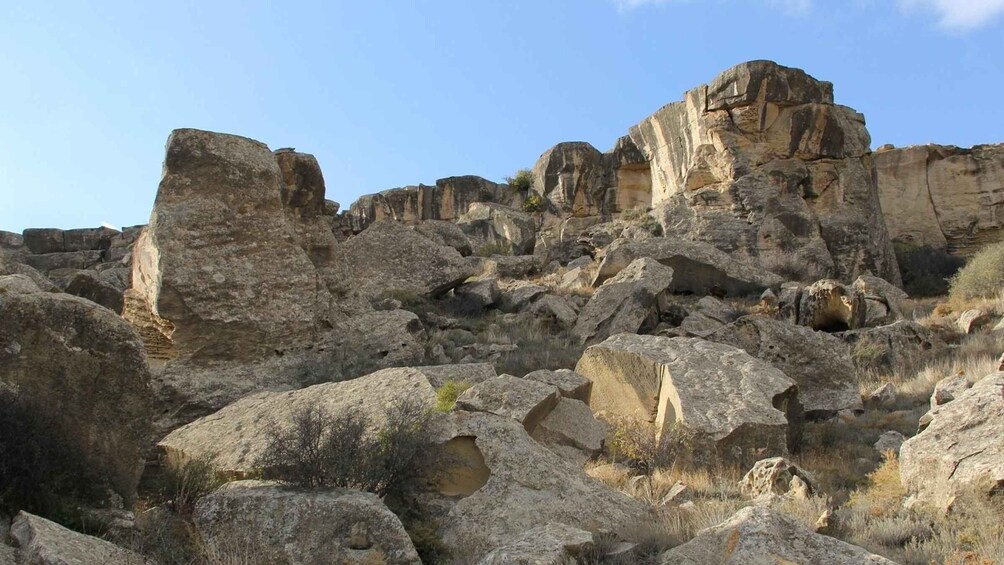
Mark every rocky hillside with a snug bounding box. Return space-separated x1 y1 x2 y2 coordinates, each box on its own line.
1 60 1002 564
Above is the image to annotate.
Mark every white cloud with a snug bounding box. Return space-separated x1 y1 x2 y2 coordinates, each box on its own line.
100 221 119 231
899 0 1004 29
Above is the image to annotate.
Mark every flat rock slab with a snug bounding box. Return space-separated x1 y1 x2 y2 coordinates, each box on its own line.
10 512 150 565
573 257 673 345
456 375 561 432
524 369 592 403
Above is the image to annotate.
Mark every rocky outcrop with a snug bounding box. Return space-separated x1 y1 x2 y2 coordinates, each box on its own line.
0 278 152 507
425 411 648 560
739 457 816 499
532 142 611 217
523 369 592 403
572 257 674 345
457 202 536 255
779 279 866 331
629 60 900 285
659 506 895 564
875 143 1004 256
347 176 523 233
126 129 330 364
841 321 943 376
575 334 801 463
194 481 420 565
157 367 439 476
10 512 150 565
708 315 862 418
327 220 476 299
853 274 908 327
593 236 783 296
900 372 1004 510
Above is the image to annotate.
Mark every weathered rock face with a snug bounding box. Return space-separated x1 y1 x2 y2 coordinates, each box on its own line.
194 481 420 565
327 220 476 300
594 236 783 296
532 142 611 217
739 457 816 499
457 202 536 255
900 372 1004 510
782 279 866 332
659 506 896 564
853 274 907 327
127 129 329 364
575 334 801 463
0 282 152 507
158 367 438 476
875 143 1004 256
841 320 942 376
523 369 592 403
455 375 561 432
347 176 523 233
708 315 862 418
629 60 900 285
10 512 150 565
275 149 341 277
426 411 648 561
573 257 674 345
478 523 595 565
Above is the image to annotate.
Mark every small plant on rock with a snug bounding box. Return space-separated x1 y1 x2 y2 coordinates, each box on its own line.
435 380 470 413
522 192 545 214
505 168 534 193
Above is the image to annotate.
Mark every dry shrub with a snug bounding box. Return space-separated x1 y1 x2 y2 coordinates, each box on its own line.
257 397 433 498
160 457 225 517
484 315 585 376
602 416 706 475
950 242 1004 300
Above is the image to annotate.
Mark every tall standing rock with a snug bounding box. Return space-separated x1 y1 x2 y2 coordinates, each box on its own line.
629 60 900 284
127 129 329 364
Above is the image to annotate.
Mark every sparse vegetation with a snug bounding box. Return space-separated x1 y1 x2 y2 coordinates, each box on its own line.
522 192 546 214
257 397 433 498
950 242 1004 300
475 241 514 257
505 168 534 193
434 379 470 412
160 456 225 517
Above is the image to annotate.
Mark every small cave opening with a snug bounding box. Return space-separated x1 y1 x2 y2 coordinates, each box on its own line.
435 436 490 498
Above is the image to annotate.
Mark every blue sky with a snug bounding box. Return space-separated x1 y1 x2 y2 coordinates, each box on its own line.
1 0 1002 232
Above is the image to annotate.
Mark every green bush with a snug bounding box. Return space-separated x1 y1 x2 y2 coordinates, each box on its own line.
949 242 1004 300
434 380 471 413
522 192 545 214
505 168 533 193
257 397 433 497
895 242 965 297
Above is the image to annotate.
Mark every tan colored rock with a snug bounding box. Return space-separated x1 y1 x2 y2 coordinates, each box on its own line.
157 367 437 476
900 373 1004 509
594 236 783 296
659 506 895 564
796 279 866 331
478 523 594 565
575 334 800 463
524 369 592 403
573 257 673 345
127 129 329 364
328 220 476 299
708 315 861 418
876 144 1004 256
853 274 908 326
532 142 611 217
630 60 900 284
841 320 944 376
739 457 816 499
957 308 992 334
0 289 152 507
426 412 648 560
454 278 500 308
930 375 972 409
874 431 906 456
531 397 607 457
11 511 150 565
458 202 536 255
194 481 420 565
456 375 561 432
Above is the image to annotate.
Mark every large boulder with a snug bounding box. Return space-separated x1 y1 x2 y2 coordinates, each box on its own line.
780 279 866 331
853 274 907 327
875 143 1004 255
708 316 862 418
478 523 595 565
455 375 561 432
126 129 330 364
594 237 783 296
841 321 943 376
532 142 612 217
573 257 674 345
10 512 149 565
658 506 895 564
899 372 1004 510
327 220 476 299
458 202 536 255
630 60 901 284
424 411 649 561
157 367 438 476
0 280 152 507
739 457 816 499
194 481 420 565
575 334 801 464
